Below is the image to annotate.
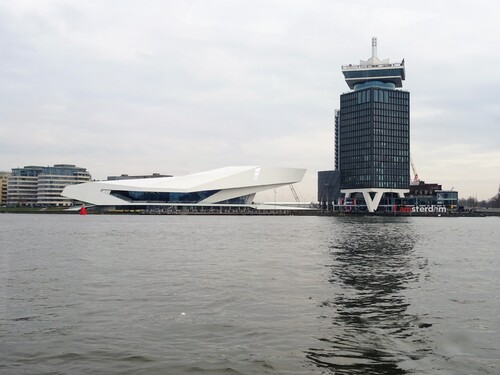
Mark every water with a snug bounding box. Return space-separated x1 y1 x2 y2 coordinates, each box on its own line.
0 214 499 374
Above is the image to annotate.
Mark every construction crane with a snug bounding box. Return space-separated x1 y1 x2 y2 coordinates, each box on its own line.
410 156 420 185
289 184 300 202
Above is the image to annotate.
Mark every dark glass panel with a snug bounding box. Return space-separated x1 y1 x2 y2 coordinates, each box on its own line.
343 68 404 79
110 189 220 203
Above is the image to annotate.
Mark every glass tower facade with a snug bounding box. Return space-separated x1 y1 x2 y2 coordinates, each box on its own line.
338 38 410 192
339 87 409 189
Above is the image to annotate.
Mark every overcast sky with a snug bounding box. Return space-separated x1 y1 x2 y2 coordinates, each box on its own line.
1 0 499 201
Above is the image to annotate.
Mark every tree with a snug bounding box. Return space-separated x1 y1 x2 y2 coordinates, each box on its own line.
459 196 478 208
488 185 500 208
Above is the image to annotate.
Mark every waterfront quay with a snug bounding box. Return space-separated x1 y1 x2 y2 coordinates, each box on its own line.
1 207 498 217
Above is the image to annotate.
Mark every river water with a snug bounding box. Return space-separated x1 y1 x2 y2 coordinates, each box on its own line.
0 214 499 374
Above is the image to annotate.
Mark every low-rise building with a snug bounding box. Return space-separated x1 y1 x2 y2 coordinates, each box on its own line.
405 181 458 210
7 164 91 207
6 166 41 206
317 170 341 211
323 179 459 213
0 171 11 206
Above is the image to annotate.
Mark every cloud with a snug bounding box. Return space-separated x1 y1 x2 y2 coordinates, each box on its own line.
1 0 499 200
411 143 500 199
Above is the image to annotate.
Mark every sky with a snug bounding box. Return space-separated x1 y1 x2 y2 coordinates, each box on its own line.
1 0 499 202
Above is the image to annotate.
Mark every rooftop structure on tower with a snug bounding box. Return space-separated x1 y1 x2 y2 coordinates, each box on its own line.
341 37 405 90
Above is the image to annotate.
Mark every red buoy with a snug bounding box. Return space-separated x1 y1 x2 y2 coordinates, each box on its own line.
79 206 87 215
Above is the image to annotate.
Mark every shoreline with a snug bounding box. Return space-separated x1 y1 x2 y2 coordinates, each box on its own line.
1 208 498 217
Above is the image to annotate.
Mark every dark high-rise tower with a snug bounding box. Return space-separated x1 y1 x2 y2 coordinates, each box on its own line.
337 37 410 212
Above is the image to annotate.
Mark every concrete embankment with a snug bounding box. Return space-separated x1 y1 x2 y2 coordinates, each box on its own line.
2 207 499 216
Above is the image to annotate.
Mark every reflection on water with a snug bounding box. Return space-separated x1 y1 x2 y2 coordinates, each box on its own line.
307 217 429 374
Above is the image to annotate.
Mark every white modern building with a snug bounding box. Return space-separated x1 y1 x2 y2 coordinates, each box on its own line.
62 166 307 211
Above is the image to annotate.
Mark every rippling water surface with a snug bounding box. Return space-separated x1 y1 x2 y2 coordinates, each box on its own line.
1 214 499 374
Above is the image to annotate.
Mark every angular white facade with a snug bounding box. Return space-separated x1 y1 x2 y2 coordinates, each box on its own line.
62 166 306 208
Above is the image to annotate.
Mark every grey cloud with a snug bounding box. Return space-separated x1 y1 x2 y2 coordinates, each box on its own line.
1 0 499 200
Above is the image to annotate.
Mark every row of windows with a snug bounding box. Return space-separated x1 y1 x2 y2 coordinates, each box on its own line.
340 150 409 160
340 140 409 149
340 162 371 170
37 187 69 191
340 154 370 163
341 109 371 119
374 157 409 164
373 168 408 175
387 90 409 99
38 177 89 182
11 172 42 177
341 110 408 121
340 134 409 143
340 128 371 136
340 112 409 126
374 149 409 156
381 99 408 106
9 179 86 184
341 174 408 183
374 134 409 141
373 124 409 131
340 142 409 153
374 175 408 182
340 118 371 127
340 109 410 122
356 90 390 104
340 101 409 113
341 88 409 103
342 174 408 183
341 118 409 129
7 179 38 183
347 183 408 189
341 142 371 152
342 163 407 172
373 110 409 119
341 181 408 190
11 171 88 177
341 135 371 143
373 123 409 136
372 90 388 103
340 133 409 144
373 103 409 112
374 142 408 150
343 172 409 181
340 147 410 157
343 68 405 79
340 154 369 162
338 157 409 167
